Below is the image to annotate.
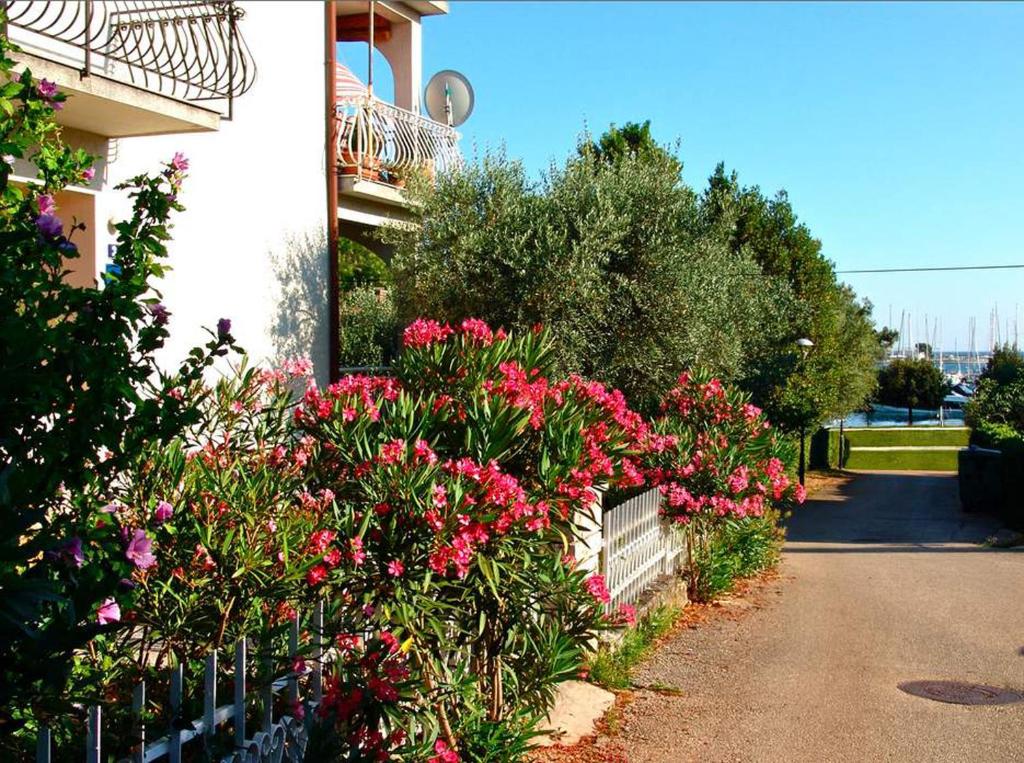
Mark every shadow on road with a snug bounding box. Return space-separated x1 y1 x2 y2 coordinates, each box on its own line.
784 471 1018 547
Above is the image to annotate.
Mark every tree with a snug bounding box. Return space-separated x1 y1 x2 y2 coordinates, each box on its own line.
699 163 882 430
585 120 681 174
915 342 933 360
876 359 949 425
980 343 1024 386
876 326 899 351
384 138 792 413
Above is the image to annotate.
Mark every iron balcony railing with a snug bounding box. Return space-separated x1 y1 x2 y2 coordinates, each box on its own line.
336 94 461 187
3 0 256 116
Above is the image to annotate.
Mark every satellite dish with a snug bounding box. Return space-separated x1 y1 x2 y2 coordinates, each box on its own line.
425 70 474 127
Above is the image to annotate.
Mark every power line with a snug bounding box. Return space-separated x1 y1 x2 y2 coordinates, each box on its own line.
837 264 1024 274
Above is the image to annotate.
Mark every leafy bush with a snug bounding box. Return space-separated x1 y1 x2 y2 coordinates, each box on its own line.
637 370 800 598
690 511 783 602
966 377 1024 433
386 135 883 426
339 286 398 367
296 319 648 758
0 33 234 749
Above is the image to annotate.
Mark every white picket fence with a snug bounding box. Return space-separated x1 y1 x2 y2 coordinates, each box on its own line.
37 603 326 763
601 487 686 611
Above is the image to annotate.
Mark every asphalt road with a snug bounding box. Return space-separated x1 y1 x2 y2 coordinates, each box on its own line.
618 471 1024 762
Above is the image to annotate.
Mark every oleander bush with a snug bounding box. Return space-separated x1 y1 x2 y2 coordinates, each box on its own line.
296 319 647 759
638 369 803 598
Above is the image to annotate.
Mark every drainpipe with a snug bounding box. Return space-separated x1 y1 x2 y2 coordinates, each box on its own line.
326 0 340 382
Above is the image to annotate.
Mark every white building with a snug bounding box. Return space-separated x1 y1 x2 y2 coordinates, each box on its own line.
6 0 457 385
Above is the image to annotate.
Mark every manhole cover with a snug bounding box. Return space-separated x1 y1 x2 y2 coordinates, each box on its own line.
898 680 1024 706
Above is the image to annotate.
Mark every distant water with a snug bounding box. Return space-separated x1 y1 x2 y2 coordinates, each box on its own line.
836 404 965 428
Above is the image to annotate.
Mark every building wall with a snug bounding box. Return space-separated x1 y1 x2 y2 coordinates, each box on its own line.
103 1 332 386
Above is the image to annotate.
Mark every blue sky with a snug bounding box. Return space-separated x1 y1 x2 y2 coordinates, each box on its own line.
407 1 1024 349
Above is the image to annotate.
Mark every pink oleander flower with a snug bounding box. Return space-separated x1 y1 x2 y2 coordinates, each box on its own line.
125 529 156 569
97 597 121 625
459 317 494 345
430 739 460 763
584 573 611 604
795 483 807 504
82 167 96 181
282 356 313 377
171 152 189 172
306 564 328 586
153 500 173 523
617 603 638 627
387 559 405 577
402 318 454 349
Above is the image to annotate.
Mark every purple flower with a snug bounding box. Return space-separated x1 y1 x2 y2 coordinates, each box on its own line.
153 500 173 523
49 536 84 568
171 152 189 172
37 79 58 100
125 529 156 570
35 213 63 239
37 194 56 215
217 318 232 337
97 597 121 625
62 537 85 568
149 303 170 326
100 502 120 514
83 167 96 182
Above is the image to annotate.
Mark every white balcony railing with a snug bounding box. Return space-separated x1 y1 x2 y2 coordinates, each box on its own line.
336 95 461 187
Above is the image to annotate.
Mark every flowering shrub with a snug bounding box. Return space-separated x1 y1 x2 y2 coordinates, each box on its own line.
296 319 648 758
637 369 803 598
107 362 330 659
0 32 235 751
642 369 804 526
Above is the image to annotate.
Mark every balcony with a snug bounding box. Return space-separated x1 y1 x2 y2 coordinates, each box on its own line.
3 0 256 137
335 94 460 220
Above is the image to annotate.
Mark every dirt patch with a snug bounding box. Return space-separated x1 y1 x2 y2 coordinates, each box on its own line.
529 571 783 763
803 469 855 497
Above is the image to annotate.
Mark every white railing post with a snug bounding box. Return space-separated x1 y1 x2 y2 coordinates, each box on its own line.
169 662 183 763
36 726 51 763
603 487 681 611
312 600 324 705
288 611 300 709
86 705 101 763
203 652 217 747
574 488 604 578
233 638 247 750
131 681 146 763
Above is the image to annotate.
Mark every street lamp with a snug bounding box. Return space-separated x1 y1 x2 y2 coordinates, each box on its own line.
796 338 814 486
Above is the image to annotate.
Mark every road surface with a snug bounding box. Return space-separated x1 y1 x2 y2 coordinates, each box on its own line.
616 471 1024 762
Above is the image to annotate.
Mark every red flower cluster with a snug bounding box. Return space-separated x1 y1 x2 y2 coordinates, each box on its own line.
318 632 411 761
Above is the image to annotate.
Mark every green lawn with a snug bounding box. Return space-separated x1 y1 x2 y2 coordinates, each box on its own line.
843 448 959 472
842 427 969 448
